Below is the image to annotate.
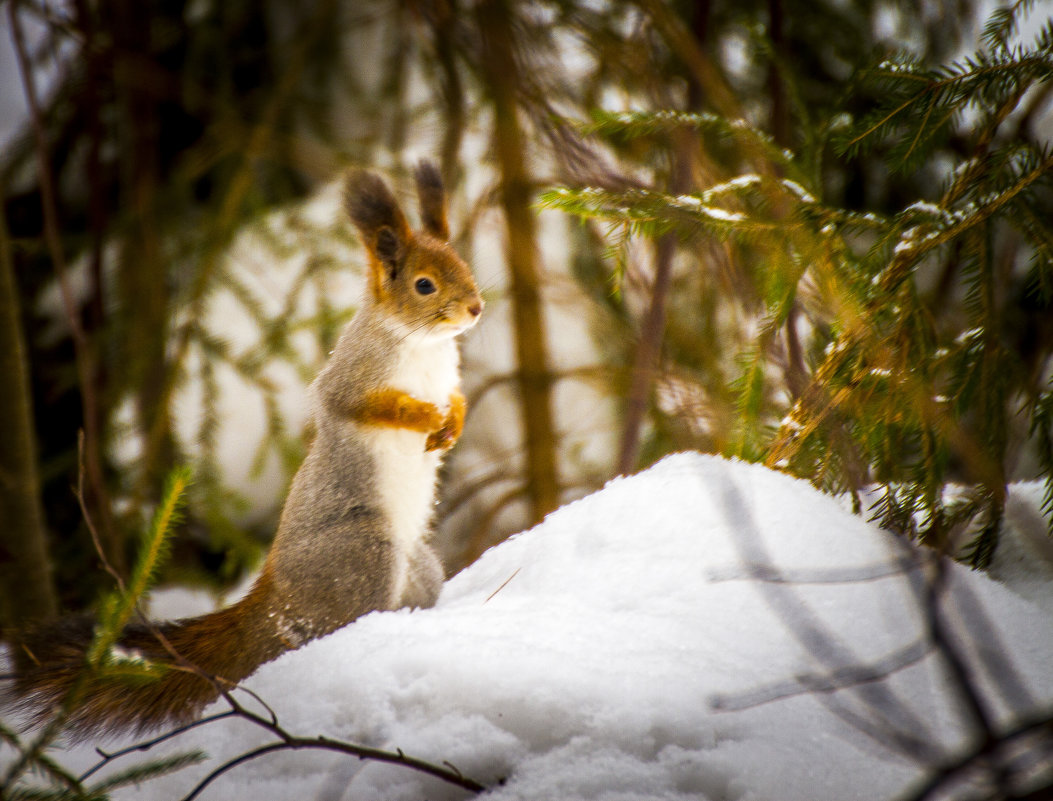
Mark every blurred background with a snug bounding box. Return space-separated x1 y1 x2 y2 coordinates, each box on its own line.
1 0 1051 629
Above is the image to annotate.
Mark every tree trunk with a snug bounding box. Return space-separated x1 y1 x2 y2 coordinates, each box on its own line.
112 0 173 509
616 2 707 474
476 0 560 523
0 206 58 635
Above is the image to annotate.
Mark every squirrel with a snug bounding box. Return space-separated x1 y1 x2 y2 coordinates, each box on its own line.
5 161 483 740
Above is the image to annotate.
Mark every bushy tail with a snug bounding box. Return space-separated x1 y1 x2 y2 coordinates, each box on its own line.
4 577 287 741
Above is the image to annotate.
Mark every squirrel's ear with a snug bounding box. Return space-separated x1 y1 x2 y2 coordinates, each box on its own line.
344 170 411 277
414 161 450 241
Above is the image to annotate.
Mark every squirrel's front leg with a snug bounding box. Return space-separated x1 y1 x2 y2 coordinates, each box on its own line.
349 387 445 433
426 390 466 452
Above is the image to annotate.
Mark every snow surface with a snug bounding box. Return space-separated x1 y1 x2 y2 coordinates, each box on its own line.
23 454 1053 799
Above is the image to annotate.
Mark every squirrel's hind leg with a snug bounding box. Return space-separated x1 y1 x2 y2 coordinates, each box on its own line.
398 541 444 610
267 508 405 640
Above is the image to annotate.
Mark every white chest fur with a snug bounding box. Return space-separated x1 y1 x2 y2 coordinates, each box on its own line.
391 333 461 408
368 335 460 561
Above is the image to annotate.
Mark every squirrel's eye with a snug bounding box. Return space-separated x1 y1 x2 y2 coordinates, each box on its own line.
415 277 436 295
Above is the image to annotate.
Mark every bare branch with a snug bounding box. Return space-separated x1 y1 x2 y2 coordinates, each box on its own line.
76 658 488 795
79 710 239 782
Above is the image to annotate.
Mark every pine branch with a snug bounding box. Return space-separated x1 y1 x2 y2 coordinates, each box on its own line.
881 151 1053 293
982 0 1037 54
0 721 87 799
88 751 206 796
582 109 794 170
839 48 1053 170
88 466 193 668
540 184 801 242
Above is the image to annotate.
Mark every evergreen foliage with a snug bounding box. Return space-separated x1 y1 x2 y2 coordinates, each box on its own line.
546 1 1053 564
87 465 191 671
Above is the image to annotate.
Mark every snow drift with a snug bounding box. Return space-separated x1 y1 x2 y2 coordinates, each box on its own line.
25 453 1053 799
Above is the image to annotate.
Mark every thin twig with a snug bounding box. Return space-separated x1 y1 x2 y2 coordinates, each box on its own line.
77 430 125 592
181 742 290 801
181 733 486 801
79 710 240 782
484 568 521 603
84 686 490 798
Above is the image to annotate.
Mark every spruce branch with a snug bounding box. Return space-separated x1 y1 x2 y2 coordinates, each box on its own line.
581 109 794 170
0 720 87 799
982 0 1038 54
87 751 207 796
881 150 1053 293
839 47 1053 169
87 466 193 668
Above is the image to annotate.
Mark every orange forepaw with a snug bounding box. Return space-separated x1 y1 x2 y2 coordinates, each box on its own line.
352 388 444 433
426 391 467 452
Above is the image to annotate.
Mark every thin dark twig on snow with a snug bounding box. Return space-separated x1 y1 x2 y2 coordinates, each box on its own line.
79 710 240 782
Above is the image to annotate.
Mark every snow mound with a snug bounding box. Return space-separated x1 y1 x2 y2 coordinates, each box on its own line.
47 454 1053 799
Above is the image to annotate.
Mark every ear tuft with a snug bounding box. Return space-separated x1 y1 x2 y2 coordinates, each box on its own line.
344 169 410 268
414 160 450 241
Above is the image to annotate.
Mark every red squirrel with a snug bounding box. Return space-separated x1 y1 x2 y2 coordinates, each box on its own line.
7 161 482 739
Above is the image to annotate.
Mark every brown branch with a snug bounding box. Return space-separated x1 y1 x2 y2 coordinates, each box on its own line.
198 693 487 796
615 1 703 475
441 466 519 520
75 431 125 593
80 710 240 782
467 364 616 411
615 219 679 475
80 685 488 798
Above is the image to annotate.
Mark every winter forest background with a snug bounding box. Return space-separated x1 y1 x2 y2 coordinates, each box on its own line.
1 0 1053 798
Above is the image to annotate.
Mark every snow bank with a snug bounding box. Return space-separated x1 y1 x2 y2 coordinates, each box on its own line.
39 454 1053 799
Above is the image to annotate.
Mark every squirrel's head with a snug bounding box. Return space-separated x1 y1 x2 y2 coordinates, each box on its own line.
344 162 483 340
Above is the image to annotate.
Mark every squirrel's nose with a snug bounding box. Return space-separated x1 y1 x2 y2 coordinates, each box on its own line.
467 300 483 318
